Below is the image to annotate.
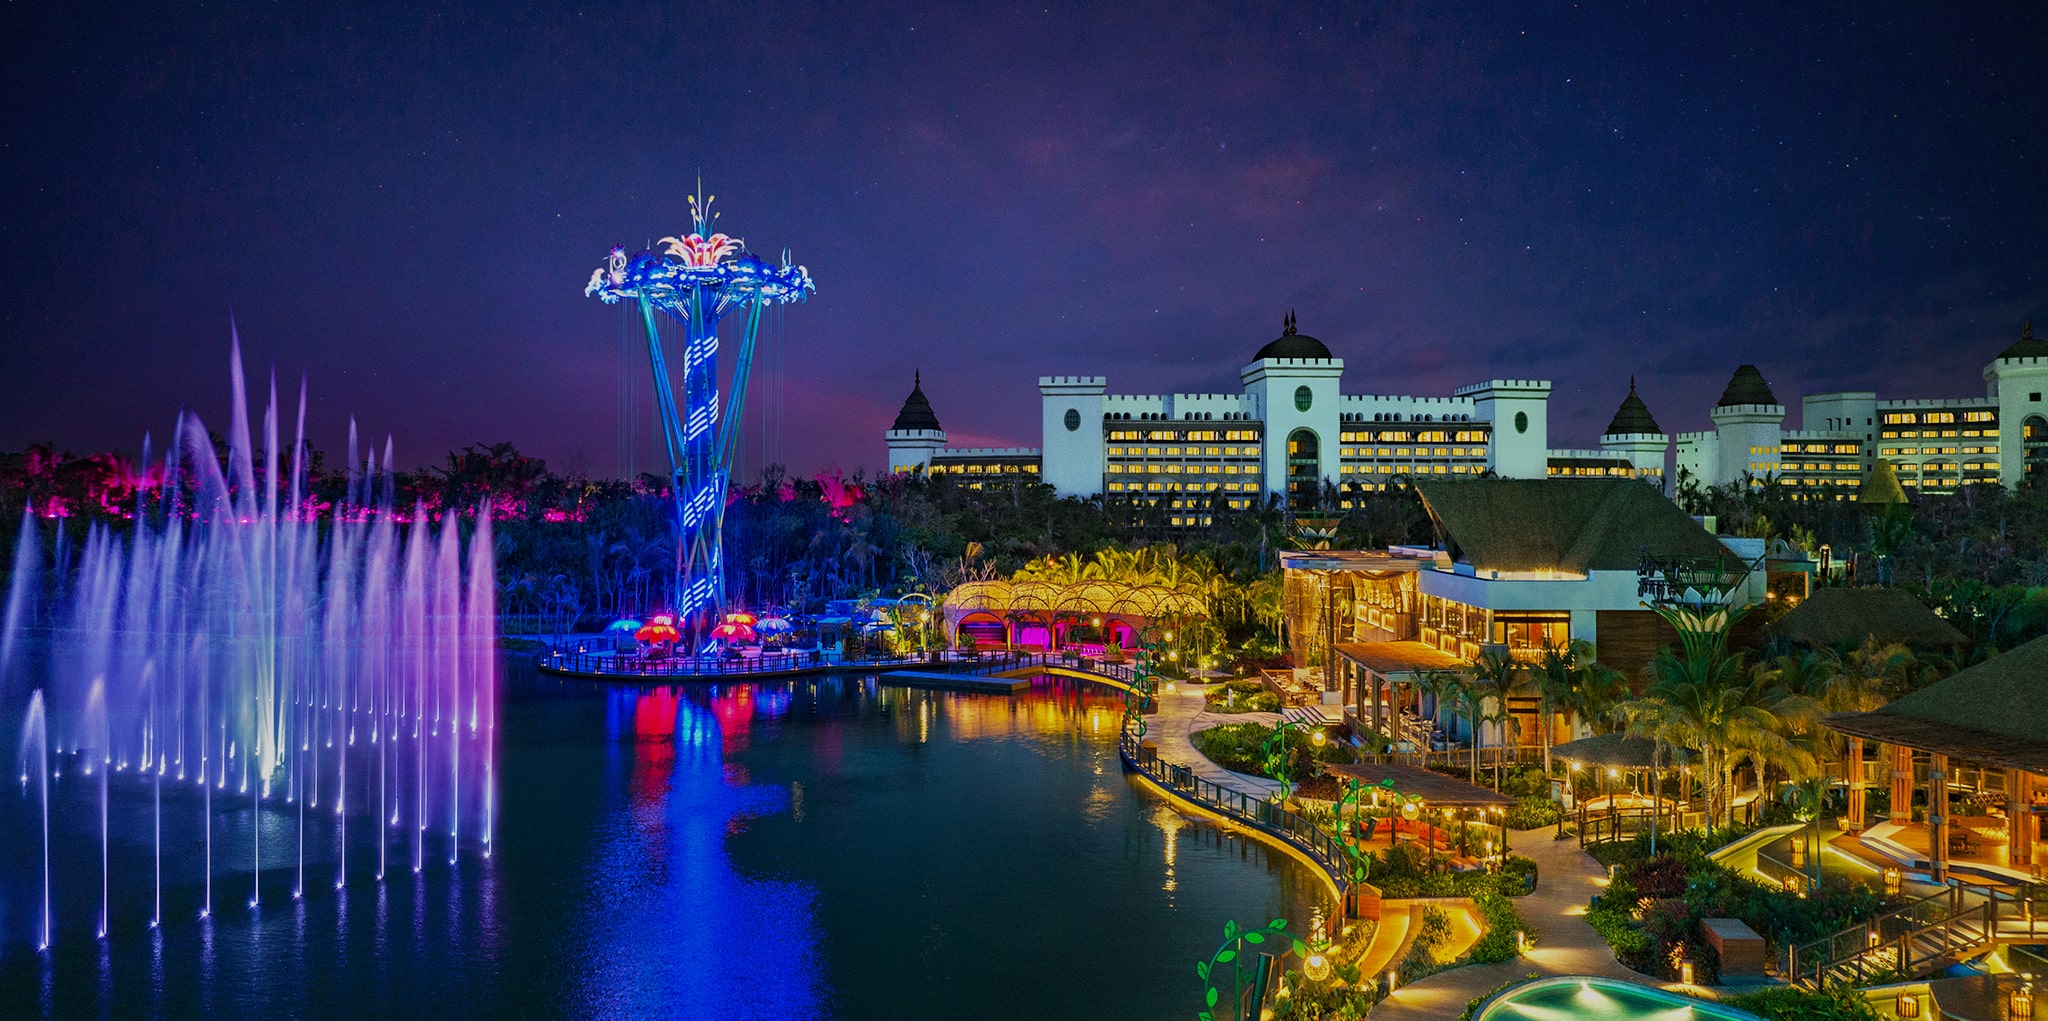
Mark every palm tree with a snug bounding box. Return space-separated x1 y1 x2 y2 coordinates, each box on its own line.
1566 658 1632 736
1460 648 1521 783
1534 641 1588 776
1620 656 1819 830
1410 668 1454 750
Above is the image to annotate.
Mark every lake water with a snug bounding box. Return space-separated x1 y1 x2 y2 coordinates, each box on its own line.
0 662 1322 1019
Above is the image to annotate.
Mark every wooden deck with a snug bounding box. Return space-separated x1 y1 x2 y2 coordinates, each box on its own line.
1858 819 2042 885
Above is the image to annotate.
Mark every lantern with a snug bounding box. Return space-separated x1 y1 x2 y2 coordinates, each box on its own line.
1302 950 1331 984
1895 990 1921 1018
2013 977 2035 1019
1679 959 1695 985
1883 867 1903 896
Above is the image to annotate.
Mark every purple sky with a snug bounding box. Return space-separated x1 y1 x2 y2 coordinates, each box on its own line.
3 2 2044 479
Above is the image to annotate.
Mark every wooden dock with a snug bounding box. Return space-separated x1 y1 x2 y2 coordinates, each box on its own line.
886 670 1032 694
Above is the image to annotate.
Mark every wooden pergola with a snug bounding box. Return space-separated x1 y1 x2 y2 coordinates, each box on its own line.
1826 633 2048 885
1323 761 1519 861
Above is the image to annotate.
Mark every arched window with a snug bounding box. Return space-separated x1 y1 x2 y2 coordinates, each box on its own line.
2026 415 2048 477
1287 428 1321 510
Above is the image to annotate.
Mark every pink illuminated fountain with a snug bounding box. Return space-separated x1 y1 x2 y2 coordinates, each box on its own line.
3 335 497 949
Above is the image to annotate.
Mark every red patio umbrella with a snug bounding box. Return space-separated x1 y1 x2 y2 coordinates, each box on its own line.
710 621 757 643
636 622 682 645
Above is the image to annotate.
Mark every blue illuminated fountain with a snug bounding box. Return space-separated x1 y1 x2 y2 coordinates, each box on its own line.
585 186 813 640
2 338 498 949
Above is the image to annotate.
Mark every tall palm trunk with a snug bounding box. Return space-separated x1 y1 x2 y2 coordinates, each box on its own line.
1719 760 1736 832
1469 697 1482 784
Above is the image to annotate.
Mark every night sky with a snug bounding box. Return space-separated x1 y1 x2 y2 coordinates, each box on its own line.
3 2 2044 479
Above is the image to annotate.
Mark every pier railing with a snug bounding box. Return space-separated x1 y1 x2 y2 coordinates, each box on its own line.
1117 729 1359 908
538 646 936 679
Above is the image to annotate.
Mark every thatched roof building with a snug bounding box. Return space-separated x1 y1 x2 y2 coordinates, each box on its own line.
1825 633 2048 773
1412 478 1727 575
1552 733 1661 769
1322 762 1518 807
1768 587 1968 648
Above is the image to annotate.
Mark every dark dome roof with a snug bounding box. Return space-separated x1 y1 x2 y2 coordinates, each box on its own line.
890 371 942 431
1603 377 1663 436
1253 311 1332 361
1998 322 2048 360
1716 364 1779 408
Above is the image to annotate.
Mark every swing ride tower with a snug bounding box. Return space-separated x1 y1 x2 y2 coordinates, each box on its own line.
585 187 814 639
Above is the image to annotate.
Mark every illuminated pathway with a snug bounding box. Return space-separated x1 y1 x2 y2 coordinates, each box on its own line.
1150 683 1685 1016
1367 822 1671 1020
1145 685 1287 802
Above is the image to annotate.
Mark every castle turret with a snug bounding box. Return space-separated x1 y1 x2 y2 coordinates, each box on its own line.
884 371 947 474
1708 364 1786 485
1599 377 1670 487
1240 313 1343 505
1986 322 2048 486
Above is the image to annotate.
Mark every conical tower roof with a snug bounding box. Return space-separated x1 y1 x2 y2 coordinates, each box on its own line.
1602 377 1664 436
1997 321 2048 360
1716 364 1778 408
1857 459 1908 506
891 371 942 432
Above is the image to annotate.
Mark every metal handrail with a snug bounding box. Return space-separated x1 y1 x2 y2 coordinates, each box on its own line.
1787 884 2042 987
1117 729 1355 897
539 646 933 678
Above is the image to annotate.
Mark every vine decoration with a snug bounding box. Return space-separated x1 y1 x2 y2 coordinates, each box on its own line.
1259 716 1302 798
1122 624 1165 740
1197 917 1307 1021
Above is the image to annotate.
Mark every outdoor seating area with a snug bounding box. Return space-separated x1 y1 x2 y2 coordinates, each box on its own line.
1322 761 1521 869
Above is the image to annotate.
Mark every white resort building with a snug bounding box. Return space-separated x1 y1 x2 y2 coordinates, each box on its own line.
884 316 1668 521
886 318 2048 508
1673 323 2048 497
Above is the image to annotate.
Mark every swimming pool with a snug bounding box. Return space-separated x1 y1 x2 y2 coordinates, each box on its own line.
1475 976 1764 1021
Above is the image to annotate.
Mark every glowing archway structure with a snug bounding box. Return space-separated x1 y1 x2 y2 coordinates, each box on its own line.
586 187 814 635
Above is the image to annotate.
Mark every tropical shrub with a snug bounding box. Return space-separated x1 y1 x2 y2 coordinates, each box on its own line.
1467 892 1533 964
1504 795 1561 830
1721 985 1880 1021
1191 722 1355 781
1205 679 1282 714
1365 843 1536 898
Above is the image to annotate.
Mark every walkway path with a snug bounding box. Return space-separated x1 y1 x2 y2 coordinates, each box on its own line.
1144 685 1285 802
1369 828 1651 1020
1149 685 1653 1014
1145 683 1702 1016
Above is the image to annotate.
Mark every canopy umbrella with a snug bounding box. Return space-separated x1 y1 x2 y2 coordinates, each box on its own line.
648 613 677 627
710 622 757 643
723 611 759 626
755 617 794 634
635 623 681 645
606 618 643 633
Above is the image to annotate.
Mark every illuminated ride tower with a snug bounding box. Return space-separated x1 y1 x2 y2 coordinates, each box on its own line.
585 189 813 641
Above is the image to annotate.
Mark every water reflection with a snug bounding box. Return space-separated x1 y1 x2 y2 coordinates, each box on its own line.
0 669 1316 1020
573 686 825 1020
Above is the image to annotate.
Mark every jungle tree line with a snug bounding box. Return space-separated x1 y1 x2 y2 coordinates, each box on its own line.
7 439 2048 644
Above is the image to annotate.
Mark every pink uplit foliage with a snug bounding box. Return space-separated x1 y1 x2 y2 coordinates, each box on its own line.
815 468 863 521
10 444 145 520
